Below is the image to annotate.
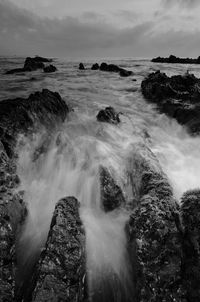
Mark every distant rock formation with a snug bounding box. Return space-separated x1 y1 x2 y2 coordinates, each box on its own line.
43 64 57 73
79 63 85 70
99 62 133 77
152 55 200 64
91 63 99 70
6 56 52 74
96 107 120 124
141 70 200 134
30 197 86 302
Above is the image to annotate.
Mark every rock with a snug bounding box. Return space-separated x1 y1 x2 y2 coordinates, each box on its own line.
100 166 125 212
100 63 121 72
180 189 200 301
96 107 120 124
141 71 200 135
43 65 57 73
30 197 86 302
126 144 184 301
6 56 52 74
119 69 133 77
79 63 85 70
152 55 200 64
0 89 68 157
91 63 99 70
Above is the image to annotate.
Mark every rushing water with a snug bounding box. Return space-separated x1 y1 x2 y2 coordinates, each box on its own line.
1 57 200 300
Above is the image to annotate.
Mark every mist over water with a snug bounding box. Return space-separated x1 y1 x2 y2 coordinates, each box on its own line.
1 57 200 300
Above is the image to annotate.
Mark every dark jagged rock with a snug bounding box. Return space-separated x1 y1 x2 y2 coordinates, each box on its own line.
126 144 184 301
79 63 85 70
91 63 99 70
96 107 120 124
99 62 133 77
6 56 52 74
0 89 68 157
180 189 200 302
141 71 200 134
43 64 57 73
100 166 125 212
0 89 69 301
0 141 27 302
30 197 86 302
152 54 200 64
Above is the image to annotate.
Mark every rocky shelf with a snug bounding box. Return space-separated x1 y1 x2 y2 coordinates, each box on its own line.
152 55 200 64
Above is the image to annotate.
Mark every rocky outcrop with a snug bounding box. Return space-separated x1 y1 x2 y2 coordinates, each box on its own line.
91 63 99 70
43 64 57 73
6 56 52 74
96 107 120 124
0 89 69 301
30 197 86 302
99 62 133 77
126 144 184 301
152 55 200 64
79 63 85 70
141 71 200 134
180 190 200 302
100 166 125 212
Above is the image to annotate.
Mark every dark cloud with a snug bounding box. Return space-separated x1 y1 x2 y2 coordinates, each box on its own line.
0 0 200 58
162 0 200 9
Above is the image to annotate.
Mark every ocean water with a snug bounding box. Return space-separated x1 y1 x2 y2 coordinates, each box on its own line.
1 57 200 301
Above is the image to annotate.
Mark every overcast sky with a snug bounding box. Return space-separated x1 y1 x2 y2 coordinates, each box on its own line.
0 0 200 58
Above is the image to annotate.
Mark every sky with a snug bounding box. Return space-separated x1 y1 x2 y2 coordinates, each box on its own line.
0 0 200 58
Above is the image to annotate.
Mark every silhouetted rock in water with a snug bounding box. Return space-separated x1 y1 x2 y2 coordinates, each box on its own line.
99 62 133 77
91 63 99 70
96 107 120 124
43 64 57 73
79 63 85 70
141 71 200 134
152 54 200 64
30 197 86 302
180 189 200 302
100 166 125 212
0 141 27 302
0 89 69 301
6 56 52 74
126 144 184 301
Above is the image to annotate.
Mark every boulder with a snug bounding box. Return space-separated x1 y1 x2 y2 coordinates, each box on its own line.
43 64 57 73
119 69 133 77
30 197 86 302
6 56 52 74
100 166 125 212
96 107 120 124
79 63 85 70
91 63 99 70
141 71 200 135
126 144 184 301
100 63 120 72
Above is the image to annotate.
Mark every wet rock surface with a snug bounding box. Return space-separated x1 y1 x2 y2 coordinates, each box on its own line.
99 62 133 77
43 64 57 73
141 71 200 134
126 144 184 301
96 107 120 124
152 55 200 64
100 166 125 212
79 63 85 70
91 63 99 70
30 197 86 302
6 56 52 74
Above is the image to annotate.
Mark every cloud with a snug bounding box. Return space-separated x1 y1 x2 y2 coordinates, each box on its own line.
162 0 200 9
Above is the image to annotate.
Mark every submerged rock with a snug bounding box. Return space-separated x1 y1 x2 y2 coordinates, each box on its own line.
126 144 184 301
100 166 125 212
79 63 85 70
43 64 57 73
141 71 200 134
30 197 86 302
96 107 120 124
91 63 99 70
152 54 200 64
